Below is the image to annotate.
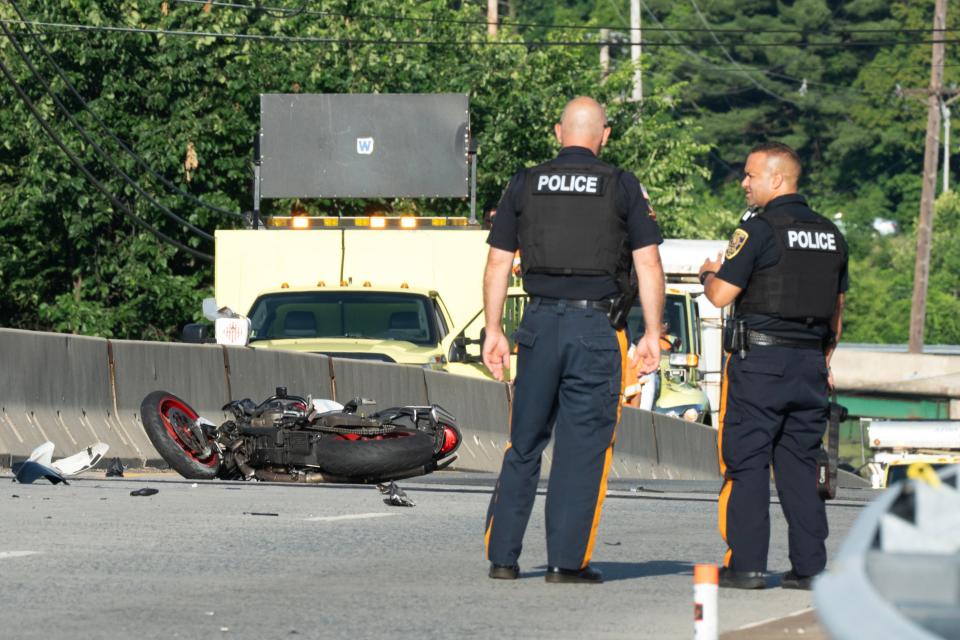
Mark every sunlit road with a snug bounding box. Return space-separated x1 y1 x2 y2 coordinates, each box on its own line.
0 471 872 639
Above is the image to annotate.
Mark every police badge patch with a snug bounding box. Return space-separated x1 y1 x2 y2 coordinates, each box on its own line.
725 229 749 259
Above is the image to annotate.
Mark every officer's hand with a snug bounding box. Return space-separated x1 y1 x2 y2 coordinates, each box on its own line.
699 252 723 277
827 365 835 391
633 332 661 376
482 329 511 382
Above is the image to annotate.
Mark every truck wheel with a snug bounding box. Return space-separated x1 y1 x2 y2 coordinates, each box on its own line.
140 391 220 480
315 430 435 481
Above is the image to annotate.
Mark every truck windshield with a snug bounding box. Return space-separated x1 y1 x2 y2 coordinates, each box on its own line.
247 291 439 346
628 293 690 352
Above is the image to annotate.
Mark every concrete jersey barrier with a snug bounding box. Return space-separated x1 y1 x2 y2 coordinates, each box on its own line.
0 328 723 480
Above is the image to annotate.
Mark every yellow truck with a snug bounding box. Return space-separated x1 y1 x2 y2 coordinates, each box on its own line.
195 217 490 369
199 218 725 424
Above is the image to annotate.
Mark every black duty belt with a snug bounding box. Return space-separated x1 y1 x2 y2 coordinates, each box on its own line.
746 330 823 350
532 297 614 312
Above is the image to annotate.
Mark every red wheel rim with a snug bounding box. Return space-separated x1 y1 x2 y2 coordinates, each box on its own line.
157 396 219 467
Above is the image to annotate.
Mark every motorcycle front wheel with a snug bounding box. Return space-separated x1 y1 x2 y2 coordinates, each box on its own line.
140 390 221 480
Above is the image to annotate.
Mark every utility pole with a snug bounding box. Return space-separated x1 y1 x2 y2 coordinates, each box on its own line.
909 0 948 353
943 100 951 193
600 28 610 78
487 0 497 37
630 0 642 102
941 93 960 192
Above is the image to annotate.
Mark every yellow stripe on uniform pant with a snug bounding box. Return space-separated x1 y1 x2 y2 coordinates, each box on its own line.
580 328 628 569
716 355 733 567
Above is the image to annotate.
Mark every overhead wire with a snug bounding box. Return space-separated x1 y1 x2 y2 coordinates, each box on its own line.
638 0 887 99
7 1 246 221
687 0 798 106
0 55 213 262
0 19 214 242
169 0 959 37
1 18 958 49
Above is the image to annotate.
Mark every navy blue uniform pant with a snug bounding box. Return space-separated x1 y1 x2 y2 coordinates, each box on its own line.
718 345 829 577
485 300 626 570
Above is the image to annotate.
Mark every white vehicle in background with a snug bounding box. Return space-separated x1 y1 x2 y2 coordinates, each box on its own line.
863 418 960 488
659 240 729 427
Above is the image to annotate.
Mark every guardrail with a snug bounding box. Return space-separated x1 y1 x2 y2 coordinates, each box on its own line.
0 328 720 480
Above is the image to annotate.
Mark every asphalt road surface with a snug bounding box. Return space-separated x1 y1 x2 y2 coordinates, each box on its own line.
0 471 874 639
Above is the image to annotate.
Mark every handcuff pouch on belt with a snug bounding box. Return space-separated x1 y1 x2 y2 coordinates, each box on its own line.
723 318 749 359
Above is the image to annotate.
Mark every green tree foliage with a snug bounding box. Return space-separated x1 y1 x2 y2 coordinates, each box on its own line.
0 0 708 338
845 192 960 344
510 0 960 345
4 1 960 345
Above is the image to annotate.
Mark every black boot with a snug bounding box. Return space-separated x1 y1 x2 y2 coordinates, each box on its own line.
718 567 767 589
544 565 603 584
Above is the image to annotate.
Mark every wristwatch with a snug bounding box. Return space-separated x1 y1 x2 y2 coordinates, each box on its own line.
698 270 716 286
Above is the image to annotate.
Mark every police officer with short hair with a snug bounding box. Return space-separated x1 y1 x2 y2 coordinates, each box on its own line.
698 142 848 590
482 96 664 584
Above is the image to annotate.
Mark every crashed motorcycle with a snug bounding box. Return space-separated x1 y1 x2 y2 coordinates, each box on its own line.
139 387 461 484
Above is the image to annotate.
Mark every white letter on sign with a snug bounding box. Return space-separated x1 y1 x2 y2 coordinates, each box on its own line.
356 138 374 155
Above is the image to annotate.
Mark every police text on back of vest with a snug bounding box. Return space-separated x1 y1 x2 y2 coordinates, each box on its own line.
535 173 602 195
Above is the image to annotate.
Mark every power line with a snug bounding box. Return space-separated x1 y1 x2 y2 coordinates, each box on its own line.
2 18 959 49
0 19 214 242
688 0 798 106
7 1 246 221
170 0 960 37
0 54 213 262
639 0 886 99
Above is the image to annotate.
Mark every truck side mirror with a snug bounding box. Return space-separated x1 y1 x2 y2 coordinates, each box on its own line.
449 335 468 363
182 323 211 343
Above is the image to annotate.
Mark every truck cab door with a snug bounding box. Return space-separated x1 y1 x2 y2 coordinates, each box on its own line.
443 287 526 380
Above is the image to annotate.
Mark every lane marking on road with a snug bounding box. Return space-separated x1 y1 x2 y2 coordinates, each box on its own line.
0 551 41 560
734 607 814 630
304 513 398 522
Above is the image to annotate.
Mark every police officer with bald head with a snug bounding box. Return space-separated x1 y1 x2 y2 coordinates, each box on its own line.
699 142 848 591
482 96 664 584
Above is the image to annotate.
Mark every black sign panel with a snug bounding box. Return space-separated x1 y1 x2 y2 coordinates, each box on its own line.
259 93 469 198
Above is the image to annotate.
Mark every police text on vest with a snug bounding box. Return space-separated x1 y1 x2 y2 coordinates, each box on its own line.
535 174 600 194
786 229 836 251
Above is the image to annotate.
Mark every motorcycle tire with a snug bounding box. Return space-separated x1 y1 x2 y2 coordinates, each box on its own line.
315 429 436 480
140 390 220 480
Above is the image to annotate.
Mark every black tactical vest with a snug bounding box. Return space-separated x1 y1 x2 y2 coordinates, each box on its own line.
516 161 630 279
736 208 846 322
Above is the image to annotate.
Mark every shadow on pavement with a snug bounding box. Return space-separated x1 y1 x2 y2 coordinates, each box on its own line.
525 560 696 582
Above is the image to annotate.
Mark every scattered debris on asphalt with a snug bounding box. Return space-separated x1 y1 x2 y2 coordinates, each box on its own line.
12 460 68 485
378 482 415 507
20 441 108 476
130 488 159 497
105 458 126 478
